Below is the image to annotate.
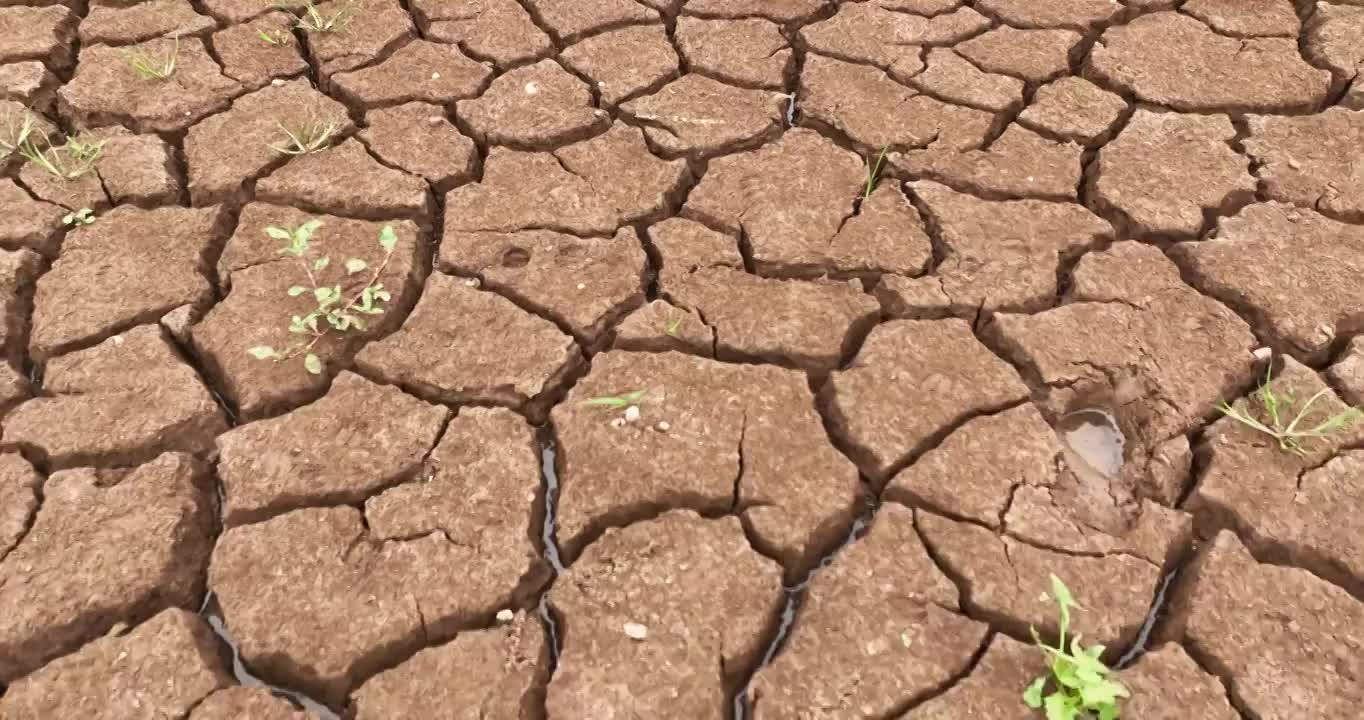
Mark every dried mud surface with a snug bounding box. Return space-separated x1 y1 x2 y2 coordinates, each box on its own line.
1 0 1362 717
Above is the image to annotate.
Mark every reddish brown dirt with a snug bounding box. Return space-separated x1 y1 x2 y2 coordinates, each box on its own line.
3 2 1363 718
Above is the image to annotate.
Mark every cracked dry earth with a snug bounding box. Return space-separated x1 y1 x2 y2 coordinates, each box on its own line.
2 0 1364 718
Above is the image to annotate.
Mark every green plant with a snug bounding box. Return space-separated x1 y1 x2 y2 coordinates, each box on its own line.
1217 365 1362 456
62 208 95 228
1023 575 1128 720
124 36 179 80
295 1 355 32
0 109 36 157
268 117 342 155
18 133 106 180
863 145 888 201
247 219 396 375
258 28 293 45
664 314 683 337
584 390 646 409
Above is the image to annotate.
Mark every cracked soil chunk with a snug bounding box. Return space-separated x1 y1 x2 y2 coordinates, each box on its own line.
560 24 679 107
354 273 581 416
1244 108 1364 223
683 0 827 22
900 633 1038 720
0 247 40 367
525 0 656 42
1169 531 1364 719
900 124 1083 201
0 453 39 561
412 0 551 67
1120 643 1240 720
360 101 477 190
352 611 548 719
5 326 228 469
58 36 241 133
547 511 783 718
620 73 783 158
255 138 432 223
956 26 1081 83
611 299 715 358
459 59 607 147
304 0 414 79
1306 3 1364 104
331 39 492 108
200 0 307 22
649 216 743 288
674 16 790 90
0 5 74 66
1329 336 1364 405
216 371 448 527
211 503 546 707
0 609 230 719
1171 202 1364 364
1183 0 1299 37
0 178 64 256
211 12 309 89
16 155 109 214
912 48 1024 113
0 453 214 682
92 127 183 206
977 0 1121 29
185 78 354 207
1018 76 1127 145
1087 12 1332 113
1092 109 1255 238
799 54 997 151
552 123 692 224
440 227 647 344
553 351 862 574
917 511 1160 649
749 504 990 719
827 183 934 278
821 319 1030 480
0 60 58 109
78 0 216 46
800 3 989 80
190 687 319 720
667 268 877 371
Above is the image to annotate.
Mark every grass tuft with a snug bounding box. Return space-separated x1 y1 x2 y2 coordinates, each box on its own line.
1217 364 1362 456
124 36 180 80
268 117 343 155
295 1 356 33
863 145 889 201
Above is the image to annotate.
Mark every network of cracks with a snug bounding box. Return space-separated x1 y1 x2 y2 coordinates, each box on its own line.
1 0 1363 718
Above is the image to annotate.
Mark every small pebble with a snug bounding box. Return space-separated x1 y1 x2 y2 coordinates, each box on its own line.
624 405 641 423
624 622 648 640
496 609 515 623
525 82 539 95
427 116 444 126
1252 346 1272 360
656 421 670 432
610 417 626 429
576 283 586 290
271 78 286 87
431 72 441 79
463 277 480 287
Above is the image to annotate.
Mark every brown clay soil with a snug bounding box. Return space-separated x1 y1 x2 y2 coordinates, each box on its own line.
1 0 1363 718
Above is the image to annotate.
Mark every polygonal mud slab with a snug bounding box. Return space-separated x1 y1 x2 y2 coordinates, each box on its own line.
666 267 878 371
524 0 657 42
331 39 492 109
1244 108 1364 224
1183 0 1299 37
1091 109 1255 238
799 55 997 151
977 0 1122 30
619 73 783 158
88 126 184 206
1306 3 1364 106
0 178 64 256
875 181 1111 320
0 453 214 682
674 16 790 90
1171 202 1364 364
1186 358 1364 598
440 227 647 345
16 149 110 213
190 687 319 720
30 205 227 361
78 0 216 46
912 48 1025 114
216 371 448 526
987 242 1258 466
353 275 581 417
0 60 58 109
255 139 433 225
184 78 353 207
192 205 424 420
683 0 827 22
0 247 40 365
899 124 1084 201
410 0 552 67
748 504 991 718
1168 531 1364 719
359 102 477 190
351 611 547 719
648 216 744 288
956 25 1081 84
211 12 309 89
1086 12 1332 113
1120 643 1241 720
4 326 228 469
458 58 607 148
799 3 990 81
917 510 1161 649
0 453 39 561
899 633 1037 719
560 24 680 107
303 0 414 79
210 504 548 707
611 299 715 358
1018 76 1128 146
1330 336 1364 405
821 318 1031 480
551 123 692 223
546 511 784 718
58 36 241 133
552 351 863 575
0 5 75 66
200 0 307 22
0 609 231 719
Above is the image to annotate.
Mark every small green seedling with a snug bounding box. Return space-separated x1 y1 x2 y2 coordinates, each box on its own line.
0 109 36 158
296 1 355 32
863 145 889 201
1024 575 1128 720
124 36 180 80
247 220 397 375
62 208 95 228
664 314 683 337
1217 365 1362 456
269 117 342 155
18 133 106 181
584 390 647 409
258 28 293 45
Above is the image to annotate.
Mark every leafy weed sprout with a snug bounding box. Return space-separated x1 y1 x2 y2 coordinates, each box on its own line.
124 36 180 80
1024 575 1129 720
664 314 683 337
1218 365 1362 456
258 28 293 45
584 390 646 409
863 145 889 201
296 1 356 33
269 117 342 155
247 219 396 375
0 109 36 158
62 208 95 228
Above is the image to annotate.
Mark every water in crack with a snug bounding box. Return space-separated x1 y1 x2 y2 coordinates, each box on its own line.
1116 569 1177 669
199 593 339 719
1056 408 1126 478
537 437 564 663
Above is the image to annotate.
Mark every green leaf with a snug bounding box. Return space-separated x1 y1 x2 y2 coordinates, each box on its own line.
265 226 292 240
1050 574 1079 611
1079 678 1126 708
1044 693 1079 720
378 225 397 251
373 289 391 302
1023 677 1046 708
314 287 333 303
313 256 330 271
304 353 323 375
247 345 277 359
344 257 367 274
287 285 307 296
1098 704 1119 720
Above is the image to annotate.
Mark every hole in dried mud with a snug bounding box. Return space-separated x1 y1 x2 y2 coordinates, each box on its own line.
501 246 532 268
1056 407 1126 479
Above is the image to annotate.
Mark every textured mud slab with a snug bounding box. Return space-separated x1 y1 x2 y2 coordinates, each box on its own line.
191 687 319 720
